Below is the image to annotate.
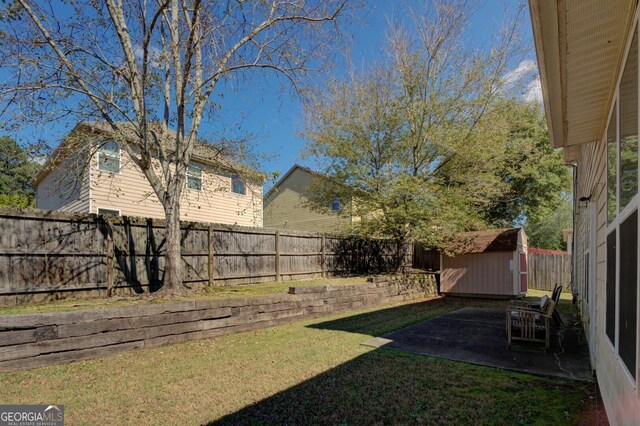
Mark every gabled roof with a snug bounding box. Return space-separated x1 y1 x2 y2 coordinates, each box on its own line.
449 228 522 254
32 121 264 185
529 0 637 161
264 164 345 200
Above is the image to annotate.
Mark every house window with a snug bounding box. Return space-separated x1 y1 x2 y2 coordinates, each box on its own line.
187 163 202 191
98 140 120 173
619 210 637 379
606 26 639 383
607 103 617 224
98 208 120 216
331 197 341 211
606 230 616 345
231 175 245 195
619 30 639 211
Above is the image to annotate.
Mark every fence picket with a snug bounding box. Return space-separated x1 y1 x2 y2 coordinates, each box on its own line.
527 249 572 291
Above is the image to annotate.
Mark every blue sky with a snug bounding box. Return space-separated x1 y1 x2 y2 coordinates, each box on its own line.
203 1 537 192
3 1 537 193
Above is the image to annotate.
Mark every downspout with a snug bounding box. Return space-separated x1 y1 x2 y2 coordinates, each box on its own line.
568 161 578 303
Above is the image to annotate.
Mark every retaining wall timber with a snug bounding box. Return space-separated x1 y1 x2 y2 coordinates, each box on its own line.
0 276 436 371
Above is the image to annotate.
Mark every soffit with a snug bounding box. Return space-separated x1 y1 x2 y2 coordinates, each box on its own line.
530 0 637 149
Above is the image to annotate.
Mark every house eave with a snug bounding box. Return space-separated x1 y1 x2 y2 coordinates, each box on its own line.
528 0 564 150
529 0 637 153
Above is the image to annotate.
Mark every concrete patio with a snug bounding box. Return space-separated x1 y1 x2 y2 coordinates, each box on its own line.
363 307 593 382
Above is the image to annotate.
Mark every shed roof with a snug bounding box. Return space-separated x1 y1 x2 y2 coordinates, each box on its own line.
449 228 521 254
528 247 569 256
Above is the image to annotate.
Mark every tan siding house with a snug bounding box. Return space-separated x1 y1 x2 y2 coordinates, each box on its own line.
263 164 353 232
33 123 263 227
36 153 90 213
530 1 640 423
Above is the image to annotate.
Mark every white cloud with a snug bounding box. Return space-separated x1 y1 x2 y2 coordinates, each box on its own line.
133 45 163 68
30 154 47 165
524 77 543 104
502 59 537 87
500 59 543 105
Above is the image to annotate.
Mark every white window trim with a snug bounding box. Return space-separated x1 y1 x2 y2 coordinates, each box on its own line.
603 12 640 393
230 175 246 196
187 163 203 192
97 207 121 216
97 140 122 174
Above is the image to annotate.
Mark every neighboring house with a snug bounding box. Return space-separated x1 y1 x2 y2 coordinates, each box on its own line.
440 228 528 299
32 122 264 227
263 164 356 232
530 0 639 423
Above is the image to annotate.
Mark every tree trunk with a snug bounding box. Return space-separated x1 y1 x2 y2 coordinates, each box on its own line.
395 238 406 273
161 201 183 294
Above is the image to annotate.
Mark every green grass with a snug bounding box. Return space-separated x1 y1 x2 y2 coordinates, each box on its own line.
0 292 600 425
0 276 367 316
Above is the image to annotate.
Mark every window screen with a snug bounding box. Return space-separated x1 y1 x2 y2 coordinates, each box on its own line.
619 31 639 211
619 210 637 380
608 102 618 224
606 230 617 345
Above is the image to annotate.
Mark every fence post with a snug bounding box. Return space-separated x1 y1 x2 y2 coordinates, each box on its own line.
321 235 326 278
275 230 281 282
105 219 115 296
208 224 215 287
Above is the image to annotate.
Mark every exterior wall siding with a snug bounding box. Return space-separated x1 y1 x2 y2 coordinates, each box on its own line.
263 167 349 232
575 142 597 323
579 131 640 425
35 154 90 213
90 150 262 226
36 146 263 227
441 251 515 297
572 97 640 424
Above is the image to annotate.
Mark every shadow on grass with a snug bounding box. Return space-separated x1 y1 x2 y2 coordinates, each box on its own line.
212 295 596 425
210 347 594 425
306 296 508 337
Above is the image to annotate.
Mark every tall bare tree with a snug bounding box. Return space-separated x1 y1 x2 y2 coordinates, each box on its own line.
0 0 349 293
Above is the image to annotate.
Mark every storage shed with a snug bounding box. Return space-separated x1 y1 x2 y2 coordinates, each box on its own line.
440 228 528 298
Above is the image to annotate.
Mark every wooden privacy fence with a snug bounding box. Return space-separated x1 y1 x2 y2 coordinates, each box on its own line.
0 208 405 302
412 245 440 271
527 248 572 291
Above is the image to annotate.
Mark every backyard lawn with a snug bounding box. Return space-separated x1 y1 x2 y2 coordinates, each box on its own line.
0 291 603 425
